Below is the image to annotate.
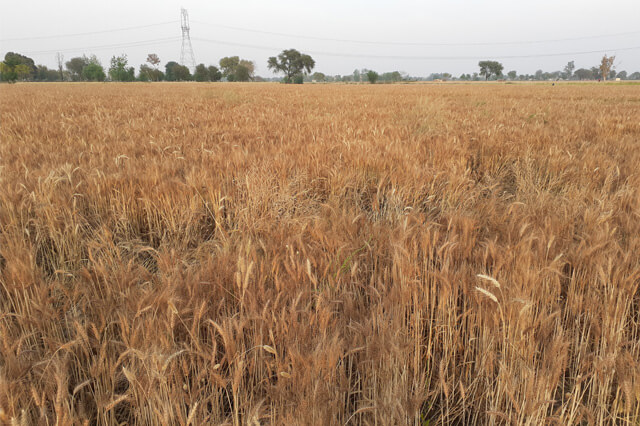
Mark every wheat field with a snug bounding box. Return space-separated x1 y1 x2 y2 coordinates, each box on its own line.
1 82 639 425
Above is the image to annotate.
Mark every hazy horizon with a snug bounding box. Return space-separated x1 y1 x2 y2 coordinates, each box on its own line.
2 0 639 78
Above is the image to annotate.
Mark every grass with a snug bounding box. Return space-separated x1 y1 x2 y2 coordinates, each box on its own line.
1 82 639 424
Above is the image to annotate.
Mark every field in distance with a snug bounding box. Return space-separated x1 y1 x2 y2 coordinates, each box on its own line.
1 82 639 424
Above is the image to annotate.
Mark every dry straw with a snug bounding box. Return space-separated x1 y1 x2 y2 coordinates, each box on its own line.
1 82 639 424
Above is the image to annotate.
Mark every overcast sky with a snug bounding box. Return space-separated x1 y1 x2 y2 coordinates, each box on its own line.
1 0 639 77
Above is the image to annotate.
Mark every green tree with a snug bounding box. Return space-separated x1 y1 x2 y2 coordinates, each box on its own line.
235 65 251 82
165 61 191 81
194 63 209 82
208 66 222 82
109 54 135 81
3 52 36 80
138 64 152 82
507 70 517 80
267 49 315 83
312 72 326 82
366 70 379 84
82 63 106 81
239 60 255 79
143 54 163 81
138 64 164 82
164 61 179 81
563 61 575 80
219 56 240 79
66 56 89 81
35 65 60 82
478 60 504 80
574 68 593 80
14 64 31 81
0 61 16 82
381 71 402 82
219 56 254 81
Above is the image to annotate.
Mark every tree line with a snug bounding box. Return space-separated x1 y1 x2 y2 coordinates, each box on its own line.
0 51 260 83
1 50 638 83
440 57 638 82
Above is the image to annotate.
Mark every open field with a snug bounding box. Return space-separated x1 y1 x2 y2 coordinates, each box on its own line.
1 82 640 424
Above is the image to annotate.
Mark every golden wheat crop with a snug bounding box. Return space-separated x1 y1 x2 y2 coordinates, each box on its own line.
1 82 639 425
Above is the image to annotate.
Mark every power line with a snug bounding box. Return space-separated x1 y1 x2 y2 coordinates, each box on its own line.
192 36 640 60
192 20 640 47
21 37 181 55
0 21 179 42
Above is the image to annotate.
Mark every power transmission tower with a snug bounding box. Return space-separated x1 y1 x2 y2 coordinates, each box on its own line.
180 8 196 72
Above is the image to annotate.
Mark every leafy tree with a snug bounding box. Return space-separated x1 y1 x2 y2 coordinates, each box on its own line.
591 66 601 80
381 71 402 82
35 65 60 82
109 54 135 81
139 64 163 82
234 65 251 82
165 61 179 81
3 52 36 80
15 64 31 81
353 69 361 82
312 72 326 82
82 63 106 81
617 70 627 80
138 65 151 82
143 55 163 81
0 61 16 82
165 61 191 81
574 68 593 80
174 64 191 81
478 60 503 80
267 49 315 83
219 56 240 79
366 70 379 84
219 56 254 81
66 56 89 81
194 63 209 82
507 70 517 80
563 61 575 80
600 55 615 81
239 60 255 78
629 71 640 80
208 66 222 82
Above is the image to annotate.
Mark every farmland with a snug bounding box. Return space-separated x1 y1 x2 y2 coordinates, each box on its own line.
1 82 640 424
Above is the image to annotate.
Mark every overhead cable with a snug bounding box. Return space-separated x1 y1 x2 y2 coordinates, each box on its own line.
192 37 640 60
1 21 179 42
191 20 640 47
22 37 181 55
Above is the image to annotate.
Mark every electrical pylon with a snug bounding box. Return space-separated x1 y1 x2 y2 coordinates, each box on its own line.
180 8 196 72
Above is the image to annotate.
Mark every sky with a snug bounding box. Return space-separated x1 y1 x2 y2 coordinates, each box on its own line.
1 0 639 78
